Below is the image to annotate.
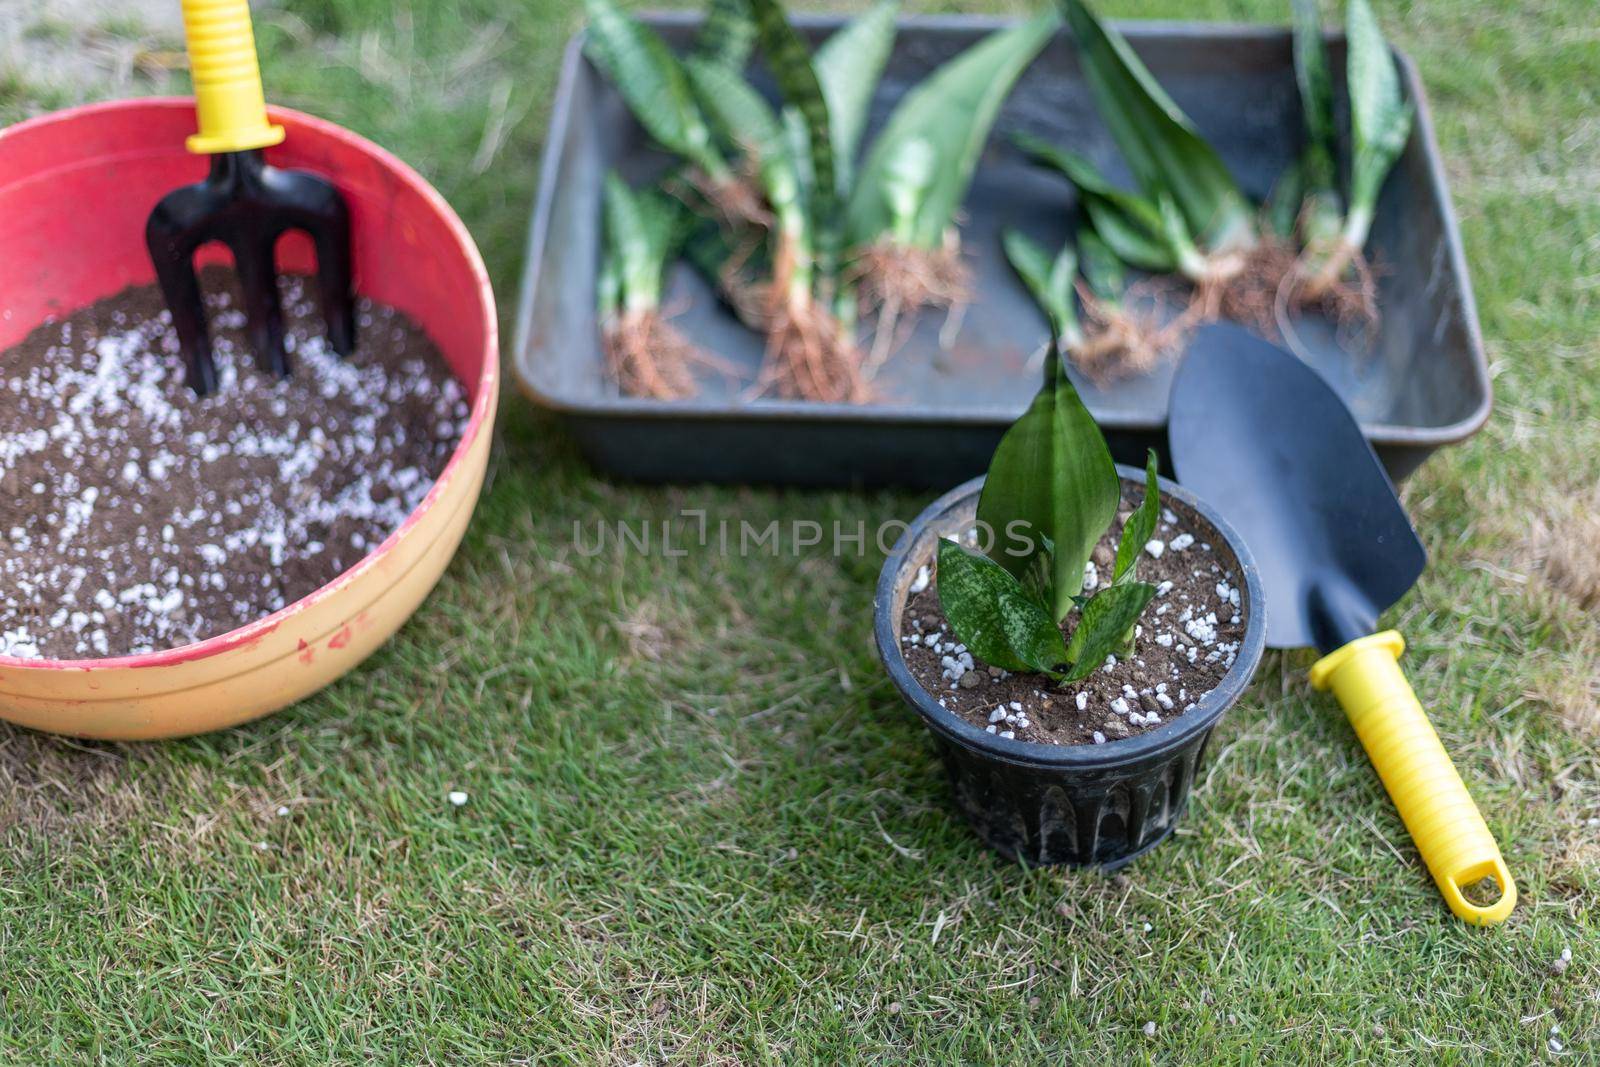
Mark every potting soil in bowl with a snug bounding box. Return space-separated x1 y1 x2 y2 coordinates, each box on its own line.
897 487 1247 745
0 266 468 659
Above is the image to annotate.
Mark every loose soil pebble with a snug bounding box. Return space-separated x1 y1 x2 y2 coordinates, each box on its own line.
0 268 468 659
899 486 1248 745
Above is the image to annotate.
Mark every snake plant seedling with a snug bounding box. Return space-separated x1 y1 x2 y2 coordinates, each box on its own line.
583 0 765 228
936 340 1161 680
597 174 711 400
1292 0 1414 302
847 13 1058 346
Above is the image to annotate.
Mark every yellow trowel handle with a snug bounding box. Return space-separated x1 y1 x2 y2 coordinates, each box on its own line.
179 0 285 154
1311 631 1515 925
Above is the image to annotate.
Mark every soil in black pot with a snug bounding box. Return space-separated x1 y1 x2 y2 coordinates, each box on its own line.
897 487 1247 746
0 267 469 660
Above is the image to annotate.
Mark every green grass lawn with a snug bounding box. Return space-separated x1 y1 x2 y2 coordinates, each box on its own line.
1 0 1596 1061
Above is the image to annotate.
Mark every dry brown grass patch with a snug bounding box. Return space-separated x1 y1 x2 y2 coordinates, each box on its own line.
1530 487 1600 612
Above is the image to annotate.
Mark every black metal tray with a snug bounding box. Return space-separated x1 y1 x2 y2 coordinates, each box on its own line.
513 13 1490 487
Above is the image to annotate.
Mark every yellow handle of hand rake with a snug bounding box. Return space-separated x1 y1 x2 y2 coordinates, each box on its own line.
1310 631 1515 925
179 0 285 154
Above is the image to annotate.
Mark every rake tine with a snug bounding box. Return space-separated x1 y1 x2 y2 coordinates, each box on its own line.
146 224 218 396
232 236 290 378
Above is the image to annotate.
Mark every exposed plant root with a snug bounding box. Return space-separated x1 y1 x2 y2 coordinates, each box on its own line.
1287 243 1379 330
754 299 868 403
1069 283 1187 384
665 166 773 233
603 310 729 400
854 239 972 314
851 239 973 376
715 232 773 330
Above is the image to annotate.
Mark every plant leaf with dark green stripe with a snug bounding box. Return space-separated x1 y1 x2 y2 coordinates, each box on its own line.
813 0 899 191
976 338 1119 622
583 0 724 178
1062 580 1157 680
685 57 808 244
685 57 788 170
1057 0 1253 253
1113 449 1159 583
745 0 836 239
849 13 1057 249
694 0 756 70
602 172 680 310
937 539 1069 675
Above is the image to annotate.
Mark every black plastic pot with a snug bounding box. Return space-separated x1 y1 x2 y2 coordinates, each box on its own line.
874 466 1267 868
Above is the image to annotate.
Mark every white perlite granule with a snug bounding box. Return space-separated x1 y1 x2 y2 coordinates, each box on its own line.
1 273 468 660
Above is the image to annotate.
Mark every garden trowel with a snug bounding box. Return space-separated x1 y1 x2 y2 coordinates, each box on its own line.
1169 328 1515 925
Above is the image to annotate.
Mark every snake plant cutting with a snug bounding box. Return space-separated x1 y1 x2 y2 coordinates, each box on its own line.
1049 0 1259 293
848 13 1058 335
597 173 712 400
583 0 766 229
1292 0 1414 302
936 342 1161 680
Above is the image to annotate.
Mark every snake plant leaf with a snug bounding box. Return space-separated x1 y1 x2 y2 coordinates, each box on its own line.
596 249 621 320
583 0 724 178
1291 0 1337 191
813 0 899 191
684 56 809 256
745 0 840 274
684 57 789 171
937 539 1070 675
1062 579 1157 680
1077 226 1127 305
602 173 681 310
694 0 756 70
849 13 1058 249
1344 0 1413 231
1003 229 1081 348
1288 0 1345 249
1013 134 1177 272
1112 449 1160 583
976 343 1120 623
1266 156 1305 240
1057 0 1254 254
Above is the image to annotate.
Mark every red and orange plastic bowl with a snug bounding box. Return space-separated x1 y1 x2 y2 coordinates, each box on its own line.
0 99 498 739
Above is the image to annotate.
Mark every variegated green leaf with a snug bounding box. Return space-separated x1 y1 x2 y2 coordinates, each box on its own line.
937 539 1069 675
694 0 756 70
1266 155 1306 240
746 0 840 278
1057 0 1254 253
1291 0 1337 187
1062 579 1157 680
849 13 1057 249
685 56 808 248
602 172 679 310
1344 0 1413 226
1112 449 1159 583
813 0 899 191
584 0 724 178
